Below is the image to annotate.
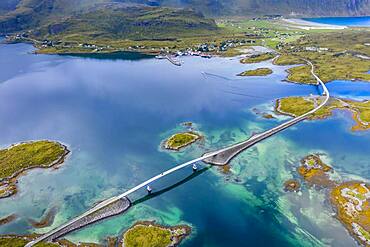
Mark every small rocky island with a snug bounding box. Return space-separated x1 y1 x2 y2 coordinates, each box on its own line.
298 154 334 187
283 179 301 192
292 154 370 246
122 221 191 247
237 68 273 76
275 97 370 131
164 132 201 151
0 140 69 199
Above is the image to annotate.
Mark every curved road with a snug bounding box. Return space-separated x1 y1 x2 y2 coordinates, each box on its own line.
26 59 329 247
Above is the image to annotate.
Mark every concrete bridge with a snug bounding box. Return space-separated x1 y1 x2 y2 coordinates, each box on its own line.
25 59 329 247
204 60 329 165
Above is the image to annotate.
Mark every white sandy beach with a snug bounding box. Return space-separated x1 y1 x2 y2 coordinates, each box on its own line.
281 18 347 30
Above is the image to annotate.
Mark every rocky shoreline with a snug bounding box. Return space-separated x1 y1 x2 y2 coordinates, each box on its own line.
283 179 301 192
122 221 191 247
28 206 58 229
0 214 17 226
164 132 201 151
275 97 370 131
287 154 370 246
0 140 70 199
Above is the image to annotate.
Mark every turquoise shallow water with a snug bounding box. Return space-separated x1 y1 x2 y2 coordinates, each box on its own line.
304 16 370 27
0 41 369 246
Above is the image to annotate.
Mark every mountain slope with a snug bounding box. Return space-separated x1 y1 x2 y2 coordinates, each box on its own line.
156 0 370 17
38 5 219 40
1 0 370 18
1 0 369 36
0 1 19 15
0 1 218 41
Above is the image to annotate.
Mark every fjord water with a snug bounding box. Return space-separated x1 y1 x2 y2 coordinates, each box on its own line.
304 16 370 27
0 41 369 247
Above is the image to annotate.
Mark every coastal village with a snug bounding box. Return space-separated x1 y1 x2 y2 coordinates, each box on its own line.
4 16 308 59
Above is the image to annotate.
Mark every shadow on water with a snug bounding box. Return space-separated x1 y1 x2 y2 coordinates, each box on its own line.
132 166 211 206
43 167 211 242
60 51 155 61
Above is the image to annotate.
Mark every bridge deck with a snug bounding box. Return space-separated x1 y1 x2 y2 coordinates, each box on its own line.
26 58 329 247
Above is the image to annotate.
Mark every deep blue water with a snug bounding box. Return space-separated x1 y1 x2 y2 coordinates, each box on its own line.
304 16 370 27
0 42 369 247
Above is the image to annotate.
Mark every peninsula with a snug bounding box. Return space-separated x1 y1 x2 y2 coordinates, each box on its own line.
275 97 370 131
0 140 69 199
240 53 276 64
237 68 273 76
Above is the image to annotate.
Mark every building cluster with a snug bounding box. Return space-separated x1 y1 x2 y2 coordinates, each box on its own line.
281 45 331 53
5 32 29 42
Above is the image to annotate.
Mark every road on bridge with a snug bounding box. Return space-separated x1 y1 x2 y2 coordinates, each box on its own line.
26 59 329 247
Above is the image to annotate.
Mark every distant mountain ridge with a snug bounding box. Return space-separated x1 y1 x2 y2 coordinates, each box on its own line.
0 0 218 40
0 0 369 38
2 0 370 17
116 0 370 17
155 0 370 17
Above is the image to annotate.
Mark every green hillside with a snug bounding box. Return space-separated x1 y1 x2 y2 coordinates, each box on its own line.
2 0 370 21
0 1 218 40
0 0 113 33
36 5 219 40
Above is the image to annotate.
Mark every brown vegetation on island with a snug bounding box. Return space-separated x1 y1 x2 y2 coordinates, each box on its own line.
283 179 301 192
331 182 370 246
294 154 370 246
297 154 334 188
